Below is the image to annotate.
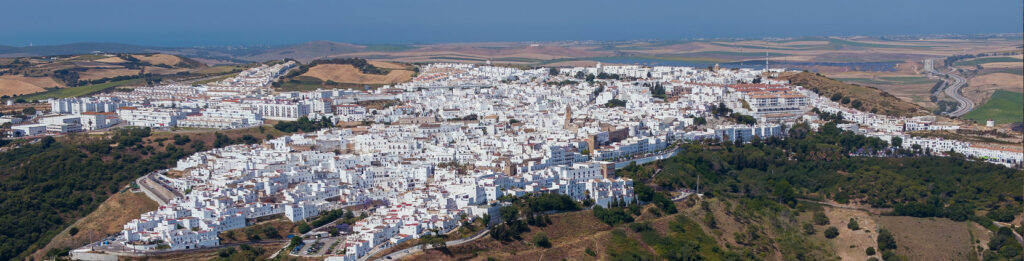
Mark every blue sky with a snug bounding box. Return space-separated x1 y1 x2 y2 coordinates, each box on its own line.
1 0 1021 47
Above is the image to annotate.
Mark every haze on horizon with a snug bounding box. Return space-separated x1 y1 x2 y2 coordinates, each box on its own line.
1 0 1022 47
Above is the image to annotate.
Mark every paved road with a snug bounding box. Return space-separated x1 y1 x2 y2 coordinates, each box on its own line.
370 229 491 261
992 221 1024 245
923 59 974 117
943 70 973 117
136 172 180 205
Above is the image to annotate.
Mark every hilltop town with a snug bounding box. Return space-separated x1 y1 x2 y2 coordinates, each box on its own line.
2 60 1008 260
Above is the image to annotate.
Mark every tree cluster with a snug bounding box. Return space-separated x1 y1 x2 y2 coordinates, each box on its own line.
273 116 334 133
0 127 280 260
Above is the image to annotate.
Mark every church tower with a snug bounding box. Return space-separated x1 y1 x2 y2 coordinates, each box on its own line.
564 105 573 125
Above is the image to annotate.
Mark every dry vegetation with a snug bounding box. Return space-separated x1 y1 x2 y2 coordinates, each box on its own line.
29 191 159 260
78 68 140 81
0 76 54 96
819 208 879 261
876 216 978 261
368 61 411 70
967 72 1024 104
406 197 836 261
132 54 182 66
301 64 415 85
405 209 616 261
93 56 129 63
782 71 930 117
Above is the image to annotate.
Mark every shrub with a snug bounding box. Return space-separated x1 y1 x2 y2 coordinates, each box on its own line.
289 236 303 249
848 218 860 231
297 222 311 234
532 233 551 248
866 246 876 255
813 212 830 225
877 229 897 251
803 223 816 235
68 227 79 236
824 227 839 239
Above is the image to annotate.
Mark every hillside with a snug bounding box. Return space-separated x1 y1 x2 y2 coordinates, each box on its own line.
401 122 1022 260
0 126 299 261
29 190 159 260
782 71 930 117
239 41 367 62
274 58 416 91
0 53 239 99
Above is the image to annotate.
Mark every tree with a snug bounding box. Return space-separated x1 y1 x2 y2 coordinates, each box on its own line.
532 232 551 248
289 236 303 249
813 212 830 225
703 212 717 228
877 229 897 251
824 226 839 239
772 181 796 206
830 93 843 101
890 136 902 148
693 117 707 126
847 218 860 231
803 223 816 235
68 227 79 236
297 222 311 234
585 73 595 82
866 247 876 256
419 234 447 250
499 206 518 224
548 68 559 76
21 107 35 115
606 99 627 108
481 214 491 227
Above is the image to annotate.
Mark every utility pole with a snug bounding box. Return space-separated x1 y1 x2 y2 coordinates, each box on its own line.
696 175 700 196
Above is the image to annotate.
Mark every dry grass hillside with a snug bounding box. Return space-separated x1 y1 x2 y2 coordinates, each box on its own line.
876 216 978 261
967 72 1024 104
132 54 182 66
29 190 159 260
782 71 930 117
0 75 60 96
405 197 835 261
301 64 414 85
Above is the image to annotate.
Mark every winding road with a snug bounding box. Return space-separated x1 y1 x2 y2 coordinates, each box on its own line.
923 59 975 117
367 228 491 261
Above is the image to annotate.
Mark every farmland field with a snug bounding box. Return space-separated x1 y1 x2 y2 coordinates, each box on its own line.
300 64 414 85
954 56 1024 67
962 90 1024 124
22 78 145 101
0 75 63 96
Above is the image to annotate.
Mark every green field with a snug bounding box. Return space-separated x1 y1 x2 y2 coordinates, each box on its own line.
827 38 934 49
22 78 145 101
981 68 1024 76
878 76 940 85
954 57 1023 67
709 42 803 50
963 90 1024 124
